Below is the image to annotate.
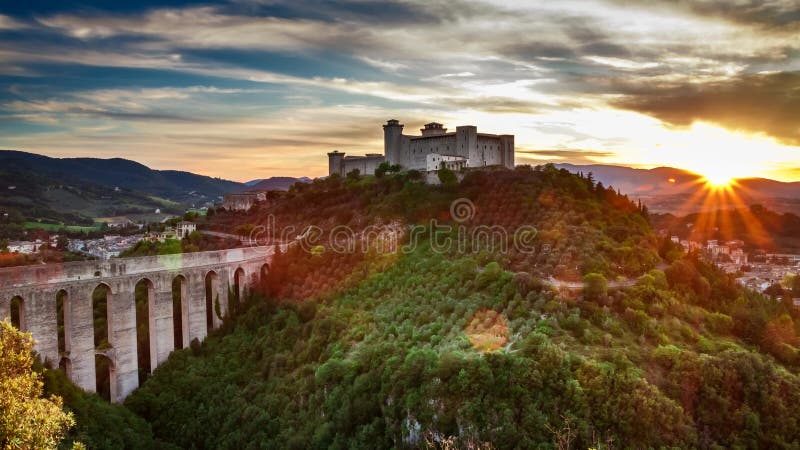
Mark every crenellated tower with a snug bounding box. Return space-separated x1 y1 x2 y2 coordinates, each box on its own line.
383 119 404 166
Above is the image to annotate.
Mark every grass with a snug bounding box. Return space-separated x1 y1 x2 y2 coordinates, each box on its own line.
24 221 102 232
148 195 182 208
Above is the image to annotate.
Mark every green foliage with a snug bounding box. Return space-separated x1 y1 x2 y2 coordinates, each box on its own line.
705 312 734 335
120 166 800 448
119 231 237 257
40 368 166 450
437 167 457 186
582 273 608 301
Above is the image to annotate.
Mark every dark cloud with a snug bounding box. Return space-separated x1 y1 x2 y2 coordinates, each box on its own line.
223 0 506 26
225 0 442 25
611 71 800 145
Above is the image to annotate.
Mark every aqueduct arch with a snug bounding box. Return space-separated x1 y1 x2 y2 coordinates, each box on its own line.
10 295 24 330
172 275 189 350
0 245 280 402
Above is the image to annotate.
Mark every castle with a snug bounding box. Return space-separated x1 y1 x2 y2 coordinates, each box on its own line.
328 120 514 177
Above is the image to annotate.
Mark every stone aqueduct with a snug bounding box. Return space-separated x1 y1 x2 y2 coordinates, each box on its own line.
0 246 278 402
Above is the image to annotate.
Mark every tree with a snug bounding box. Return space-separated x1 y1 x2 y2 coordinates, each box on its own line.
375 161 391 178
582 272 608 301
0 320 74 449
764 282 785 300
56 236 69 251
407 169 422 181
346 169 361 181
763 314 798 363
787 274 800 297
235 223 256 238
437 167 457 186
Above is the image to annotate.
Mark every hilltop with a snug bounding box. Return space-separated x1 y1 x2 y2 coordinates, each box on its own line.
245 176 312 191
102 165 800 449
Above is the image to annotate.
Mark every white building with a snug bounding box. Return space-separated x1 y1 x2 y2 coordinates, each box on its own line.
176 221 196 238
328 119 514 176
425 153 467 172
7 241 41 254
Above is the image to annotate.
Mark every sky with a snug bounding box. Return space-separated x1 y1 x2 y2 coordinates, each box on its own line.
0 0 798 182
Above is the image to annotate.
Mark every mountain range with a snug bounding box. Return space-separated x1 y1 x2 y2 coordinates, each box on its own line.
0 150 307 225
3 149 799 225
555 163 800 215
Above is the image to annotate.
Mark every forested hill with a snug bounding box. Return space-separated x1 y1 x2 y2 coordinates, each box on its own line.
113 165 800 448
0 150 245 203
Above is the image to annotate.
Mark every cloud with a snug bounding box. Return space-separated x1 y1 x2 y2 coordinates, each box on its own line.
618 0 800 30
1 86 264 125
1 0 799 180
516 148 617 165
0 14 28 30
611 71 800 145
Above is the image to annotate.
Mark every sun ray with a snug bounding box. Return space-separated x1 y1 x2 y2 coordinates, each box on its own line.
670 175 775 252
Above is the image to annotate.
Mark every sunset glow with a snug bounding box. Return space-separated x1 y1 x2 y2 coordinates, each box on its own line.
0 1 797 180
704 174 735 188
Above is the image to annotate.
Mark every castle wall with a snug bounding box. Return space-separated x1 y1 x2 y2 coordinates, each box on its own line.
500 135 514 169
476 135 504 167
407 134 458 170
340 155 384 176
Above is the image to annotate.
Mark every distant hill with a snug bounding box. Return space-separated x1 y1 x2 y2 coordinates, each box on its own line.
555 163 800 215
248 176 311 191
0 150 304 226
650 205 800 251
0 150 245 203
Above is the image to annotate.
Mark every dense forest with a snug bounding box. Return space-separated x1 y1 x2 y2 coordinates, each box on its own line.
25 165 800 448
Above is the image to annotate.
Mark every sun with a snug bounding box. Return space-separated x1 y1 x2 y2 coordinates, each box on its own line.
697 158 739 188
703 173 735 188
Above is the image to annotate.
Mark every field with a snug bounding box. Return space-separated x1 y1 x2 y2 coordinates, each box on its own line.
24 221 102 232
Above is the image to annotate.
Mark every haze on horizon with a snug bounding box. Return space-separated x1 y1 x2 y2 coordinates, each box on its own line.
0 0 798 182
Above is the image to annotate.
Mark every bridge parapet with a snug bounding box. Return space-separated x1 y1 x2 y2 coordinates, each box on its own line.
0 246 274 290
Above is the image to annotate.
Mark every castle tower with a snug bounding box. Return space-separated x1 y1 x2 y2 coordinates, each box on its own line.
383 119 404 166
328 150 345 176
420 122 447 136
456 125 478 166
499 135 515 169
